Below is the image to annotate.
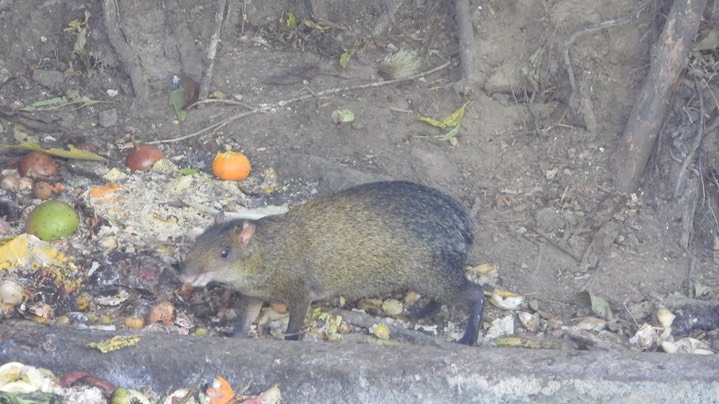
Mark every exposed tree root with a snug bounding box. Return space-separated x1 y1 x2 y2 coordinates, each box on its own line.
611 0 708 194
101 0 149 99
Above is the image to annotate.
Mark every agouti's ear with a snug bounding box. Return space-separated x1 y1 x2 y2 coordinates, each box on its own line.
232 221 256 246
213 211 226 225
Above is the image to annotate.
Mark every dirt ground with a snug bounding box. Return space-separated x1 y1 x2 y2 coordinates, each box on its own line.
1 0 719 392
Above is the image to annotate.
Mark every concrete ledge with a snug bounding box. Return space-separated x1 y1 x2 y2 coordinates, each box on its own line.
1 321 717 402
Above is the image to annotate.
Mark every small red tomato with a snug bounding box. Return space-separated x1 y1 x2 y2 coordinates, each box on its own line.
125 144 164 171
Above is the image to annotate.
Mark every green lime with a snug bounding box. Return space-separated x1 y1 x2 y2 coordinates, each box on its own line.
26 200 80 241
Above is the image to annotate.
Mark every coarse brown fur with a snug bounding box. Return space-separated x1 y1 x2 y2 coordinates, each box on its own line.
179 181 485 345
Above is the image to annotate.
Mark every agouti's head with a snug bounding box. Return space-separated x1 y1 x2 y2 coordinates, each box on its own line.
178 219 257 288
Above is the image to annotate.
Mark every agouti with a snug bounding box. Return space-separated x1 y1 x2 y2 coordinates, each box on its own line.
179 181 485 345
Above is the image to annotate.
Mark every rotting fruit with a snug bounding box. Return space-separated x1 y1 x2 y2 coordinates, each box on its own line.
25 200 80 241
212 151 251 181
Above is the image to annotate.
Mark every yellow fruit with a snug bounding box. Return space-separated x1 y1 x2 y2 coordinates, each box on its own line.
212 151 251 181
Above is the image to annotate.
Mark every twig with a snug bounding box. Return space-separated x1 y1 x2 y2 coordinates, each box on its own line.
329 308 462 349
686 254 697 292
0 107 60 133
240 0 247 34
674 78 706 196
452 0 477 94
272 60 451 104
188 98 255 110
199 0 229 100
152 61 452 145
707 115 719 133
526 227 582 263
371 0 407 36
678 177 699 249
225 0 247 35
563 0 650 112
147 109 256 144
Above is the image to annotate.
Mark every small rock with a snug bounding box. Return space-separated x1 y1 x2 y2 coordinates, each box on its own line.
485 64 519 94
31 69 64 88
99 108 118 128
534 207 565 232
0 280 24 304
486 315 515 339
410 147 458 184
0 67 10 86
518 311 541 333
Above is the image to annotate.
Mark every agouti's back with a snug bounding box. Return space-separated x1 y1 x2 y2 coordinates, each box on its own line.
179 181 485 345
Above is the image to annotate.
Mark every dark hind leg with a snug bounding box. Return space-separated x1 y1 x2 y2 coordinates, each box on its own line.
414 300 443 319
456 283 485 346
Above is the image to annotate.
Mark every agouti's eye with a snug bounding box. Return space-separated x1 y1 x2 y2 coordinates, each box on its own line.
220 248 231 259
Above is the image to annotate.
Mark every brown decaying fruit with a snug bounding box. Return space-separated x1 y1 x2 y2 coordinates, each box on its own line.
0 175 20 192
32 181 54 200
18 152 59 179
125 145 164 171
18 177 33 191
32 182 64 200
145 300 175 325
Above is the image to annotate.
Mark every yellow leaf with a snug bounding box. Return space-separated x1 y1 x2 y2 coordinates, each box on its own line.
87 335 141 353
339 52 351 69
303 19 328 32
339 38 363 69
20 93 109 112
489 290 524 310
65 19 83 32
494 337 544 348
0 142 105 161
416 101 470 129
370 324 391 340
286 12 296 28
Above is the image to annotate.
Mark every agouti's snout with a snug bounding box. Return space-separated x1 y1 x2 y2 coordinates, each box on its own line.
179 181 485 345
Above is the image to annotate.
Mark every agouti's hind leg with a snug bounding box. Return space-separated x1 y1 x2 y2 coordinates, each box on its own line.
284 298 312 341
456 283 485 346
414 300 443 319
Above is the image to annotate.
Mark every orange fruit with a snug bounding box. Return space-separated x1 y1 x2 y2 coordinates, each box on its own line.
205 376 235 404
212 150 251 181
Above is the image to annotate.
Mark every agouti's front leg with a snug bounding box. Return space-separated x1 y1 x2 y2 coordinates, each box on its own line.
233 295 264 337
284 298 312 340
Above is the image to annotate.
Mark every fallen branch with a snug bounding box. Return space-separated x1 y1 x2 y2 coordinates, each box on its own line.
151 61 452 145
525 227 582 263
329 308 461 349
